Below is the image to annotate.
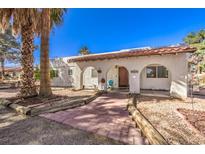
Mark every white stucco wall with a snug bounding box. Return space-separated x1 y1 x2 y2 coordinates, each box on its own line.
74 53 189 98
50 52 190 99
140 65 171 90
50 57 76 87
50 58 98 89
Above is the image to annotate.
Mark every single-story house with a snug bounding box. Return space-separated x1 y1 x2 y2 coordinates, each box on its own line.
0 67 22 80
50 45 196 99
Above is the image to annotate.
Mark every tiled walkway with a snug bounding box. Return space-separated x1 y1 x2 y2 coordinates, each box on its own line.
40 92 146 144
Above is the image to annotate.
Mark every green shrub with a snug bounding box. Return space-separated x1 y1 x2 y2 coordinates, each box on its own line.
34 68 57 80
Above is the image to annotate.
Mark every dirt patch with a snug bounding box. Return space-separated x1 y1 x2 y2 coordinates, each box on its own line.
6 88 96 108
8 95 68 107
11 95 91 108
177 108 205 136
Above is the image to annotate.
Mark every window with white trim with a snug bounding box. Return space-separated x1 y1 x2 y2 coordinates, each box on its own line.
146 66 157 78
146 66 168 78
157 66 168 78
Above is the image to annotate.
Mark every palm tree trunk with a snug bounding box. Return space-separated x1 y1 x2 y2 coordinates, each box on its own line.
20 23 37 98
39 8 52 97
0 59 5 79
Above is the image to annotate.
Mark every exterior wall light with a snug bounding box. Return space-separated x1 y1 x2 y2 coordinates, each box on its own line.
97 69 102 73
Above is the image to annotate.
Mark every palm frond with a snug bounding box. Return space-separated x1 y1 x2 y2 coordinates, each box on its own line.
50 8 67 28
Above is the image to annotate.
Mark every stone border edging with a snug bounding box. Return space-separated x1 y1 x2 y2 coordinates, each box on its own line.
127 95 168 145
30 91 102 116
0 98 31 115
0 91 103 116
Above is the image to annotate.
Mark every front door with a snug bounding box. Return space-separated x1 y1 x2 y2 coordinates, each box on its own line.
119 67 129 87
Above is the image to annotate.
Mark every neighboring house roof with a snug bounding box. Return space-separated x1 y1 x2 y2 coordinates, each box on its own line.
0 67 22 72
67 46 197 63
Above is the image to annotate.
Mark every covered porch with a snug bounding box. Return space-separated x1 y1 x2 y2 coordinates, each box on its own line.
67 46 195 99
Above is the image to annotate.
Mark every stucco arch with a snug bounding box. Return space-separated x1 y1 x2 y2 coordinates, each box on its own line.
81 66 98 89
81 65 98 72
139 62 172 76
106 64 129 89
106 64 130 75
139 63 172 91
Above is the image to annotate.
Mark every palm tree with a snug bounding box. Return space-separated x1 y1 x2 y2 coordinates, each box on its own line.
0 9 39 97
39 8 66 97
79 46 90 55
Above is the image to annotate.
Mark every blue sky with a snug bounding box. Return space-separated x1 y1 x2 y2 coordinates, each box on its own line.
32 8 205 65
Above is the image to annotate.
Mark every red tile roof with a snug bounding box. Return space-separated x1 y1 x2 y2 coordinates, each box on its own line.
0 67 22 72
68 46 197 63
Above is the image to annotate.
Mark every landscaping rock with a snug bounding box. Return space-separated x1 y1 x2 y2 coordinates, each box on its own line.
9 103 31 115
0 98 31 115
137 95 205 144
0 99 12 106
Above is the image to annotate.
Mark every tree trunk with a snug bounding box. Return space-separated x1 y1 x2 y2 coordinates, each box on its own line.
0 59 5 79
20 23 37 98
39 8 52 97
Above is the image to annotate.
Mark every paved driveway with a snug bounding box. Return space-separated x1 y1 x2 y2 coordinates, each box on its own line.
41 92 146 144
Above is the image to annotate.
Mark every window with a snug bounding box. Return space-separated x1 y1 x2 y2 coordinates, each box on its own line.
68 69 73 76
157 66 168 78
50 70 59 78
146 66 157 78
146 66 168 78
91 69 97 78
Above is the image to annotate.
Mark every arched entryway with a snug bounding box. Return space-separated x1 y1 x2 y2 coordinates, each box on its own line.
140 64 171 95
82 66 98 89
118 66 129 87
106 65 129 89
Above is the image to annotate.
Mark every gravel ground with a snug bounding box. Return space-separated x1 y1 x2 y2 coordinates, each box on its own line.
137 96 205 144
0 105 122 145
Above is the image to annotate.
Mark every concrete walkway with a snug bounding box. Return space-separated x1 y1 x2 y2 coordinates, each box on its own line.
40 92 146 144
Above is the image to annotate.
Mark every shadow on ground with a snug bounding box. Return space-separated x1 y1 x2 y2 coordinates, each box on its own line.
0 105 122 145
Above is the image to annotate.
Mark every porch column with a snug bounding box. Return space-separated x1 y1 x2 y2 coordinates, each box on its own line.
97 70 107 91
170 78 188 99
129 70 140 94
75 71 83 90
170 63 188 99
